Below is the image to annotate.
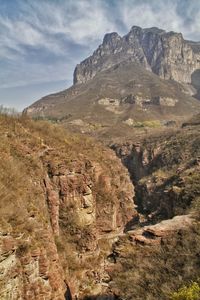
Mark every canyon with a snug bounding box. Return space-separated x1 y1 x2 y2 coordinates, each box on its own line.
1 26 200 299
0 113 199 300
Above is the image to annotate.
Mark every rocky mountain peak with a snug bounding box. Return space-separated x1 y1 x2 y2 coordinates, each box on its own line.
142 26 166 34
129 25 142 34
128 26 165 37
73 25 200 86
26 25 200 141
102 32 121 45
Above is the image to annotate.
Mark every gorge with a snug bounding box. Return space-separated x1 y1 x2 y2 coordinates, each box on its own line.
0 112 199 300
1 25 200 300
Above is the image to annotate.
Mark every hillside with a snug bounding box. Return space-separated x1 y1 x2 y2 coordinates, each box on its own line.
110 122 200 300
0 114 136 299
2 24 200 300
0 113 199 300
25 60 200 141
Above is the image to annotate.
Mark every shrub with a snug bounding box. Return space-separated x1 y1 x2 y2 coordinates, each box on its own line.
0 105 19 116
171 280 200 300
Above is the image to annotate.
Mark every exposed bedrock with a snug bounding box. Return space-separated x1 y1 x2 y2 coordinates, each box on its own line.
74 26 200 86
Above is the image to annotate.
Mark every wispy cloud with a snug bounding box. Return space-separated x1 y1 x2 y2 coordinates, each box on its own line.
0 0 118 88
0 0 116 60
0 0 200 90
120 1 183 33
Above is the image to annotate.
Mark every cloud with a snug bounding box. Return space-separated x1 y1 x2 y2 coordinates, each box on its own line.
0 15 66 59
0 0 200 91
120 1 183 32
24 0 116 44
0 0 118 88
0 60 71 89
0 0 116 59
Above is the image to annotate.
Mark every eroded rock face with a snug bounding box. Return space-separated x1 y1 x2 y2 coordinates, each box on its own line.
0 229 66 300
128 214 193 244
0 117 137 299
1 116 199 300
41 150 137 298
74 26 200 86
112 126 200 222
44 157 136 237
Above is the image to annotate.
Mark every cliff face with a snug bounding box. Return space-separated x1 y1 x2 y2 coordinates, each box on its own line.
107 123 200 300
0 115 136 299
112 123 200 223
74 26 200 86
1 114 200 300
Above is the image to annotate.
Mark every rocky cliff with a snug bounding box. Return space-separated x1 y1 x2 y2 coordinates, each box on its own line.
109 214 200 300
4 25 200 300
107 122 200 300
0 114 136 299
112 123 200 223
74 26 200 86
1 113 200 300
25 60 200 141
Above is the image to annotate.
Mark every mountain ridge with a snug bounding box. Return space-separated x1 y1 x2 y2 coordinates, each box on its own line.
73 25 200 86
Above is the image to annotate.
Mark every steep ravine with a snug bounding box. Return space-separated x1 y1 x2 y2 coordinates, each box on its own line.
0 116 199 300
42 153 138 299
81 126 200 300
111 127 200 223
102 127 200 300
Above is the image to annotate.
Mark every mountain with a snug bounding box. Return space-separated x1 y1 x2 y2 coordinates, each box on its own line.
73 26 200 86
25 26 200 140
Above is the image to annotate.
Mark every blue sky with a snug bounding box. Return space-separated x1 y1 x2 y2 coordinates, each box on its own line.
0 0 200 111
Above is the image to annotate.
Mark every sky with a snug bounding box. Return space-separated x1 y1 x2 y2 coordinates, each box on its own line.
1 0 200 111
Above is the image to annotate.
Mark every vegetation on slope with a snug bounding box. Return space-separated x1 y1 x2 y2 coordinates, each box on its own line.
26 61 200 141
0 112 135 298
171 279 200 300
110 224 200 300
109 123 200 300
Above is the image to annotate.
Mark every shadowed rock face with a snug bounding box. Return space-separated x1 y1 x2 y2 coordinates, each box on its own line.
74 26 200 86
104 123 200 300
191 69 200 99
112 122 200 223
